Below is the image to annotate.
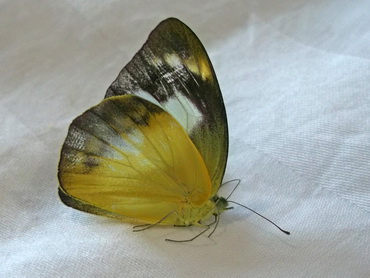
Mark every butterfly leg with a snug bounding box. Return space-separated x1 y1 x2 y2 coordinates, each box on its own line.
207 214 219 238
133 210 179 232
165 224 211 243
165 215 219 243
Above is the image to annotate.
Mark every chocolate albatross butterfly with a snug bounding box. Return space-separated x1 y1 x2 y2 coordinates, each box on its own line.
58 18 229 241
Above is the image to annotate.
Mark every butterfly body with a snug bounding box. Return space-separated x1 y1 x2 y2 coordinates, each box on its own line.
58 18 228 230
59 183 227 227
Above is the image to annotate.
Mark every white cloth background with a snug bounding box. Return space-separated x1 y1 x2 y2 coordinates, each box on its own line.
1 1 369 277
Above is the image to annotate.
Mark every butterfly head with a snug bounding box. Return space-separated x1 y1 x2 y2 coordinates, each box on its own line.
211 195 233 216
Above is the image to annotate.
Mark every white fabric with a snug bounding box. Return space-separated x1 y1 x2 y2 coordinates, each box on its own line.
1 1 369 277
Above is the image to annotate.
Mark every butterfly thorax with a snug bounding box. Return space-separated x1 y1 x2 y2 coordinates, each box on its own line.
176 195 229 226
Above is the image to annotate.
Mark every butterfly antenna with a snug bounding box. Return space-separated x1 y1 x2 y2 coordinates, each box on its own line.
228 200 290 235
222 179 241 200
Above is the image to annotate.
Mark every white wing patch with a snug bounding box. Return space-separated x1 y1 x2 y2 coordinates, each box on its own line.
164 92 202 132
132 88 201 135
134 89 163 109
164 53 182 68
126 53 203 133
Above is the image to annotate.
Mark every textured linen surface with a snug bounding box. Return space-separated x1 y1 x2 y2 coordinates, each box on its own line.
1 1 369 277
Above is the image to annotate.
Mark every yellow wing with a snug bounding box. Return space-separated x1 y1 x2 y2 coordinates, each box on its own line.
58 95 212 225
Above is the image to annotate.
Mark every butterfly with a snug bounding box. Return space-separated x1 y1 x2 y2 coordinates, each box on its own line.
58 18 230 241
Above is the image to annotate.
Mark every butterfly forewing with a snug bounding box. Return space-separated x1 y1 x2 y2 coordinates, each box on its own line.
105 18 228 195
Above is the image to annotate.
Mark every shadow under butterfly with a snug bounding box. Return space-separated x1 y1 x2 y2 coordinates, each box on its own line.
58 17 289 242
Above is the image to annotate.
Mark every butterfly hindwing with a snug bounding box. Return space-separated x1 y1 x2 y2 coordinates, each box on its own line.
106 18 228 195
58 95 213 224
